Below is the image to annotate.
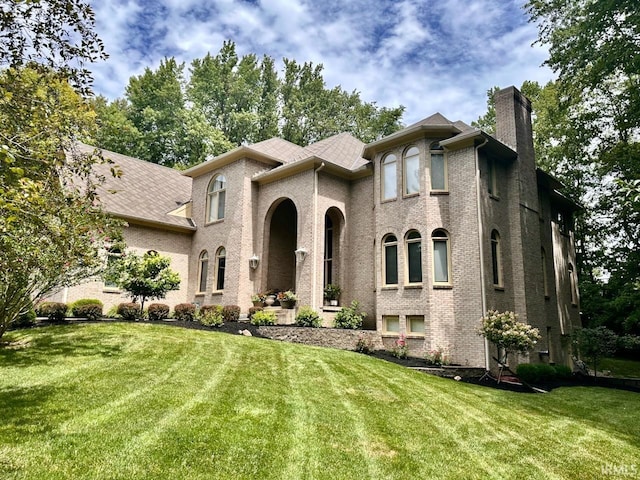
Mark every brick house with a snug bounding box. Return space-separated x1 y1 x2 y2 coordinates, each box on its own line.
56 86 580 368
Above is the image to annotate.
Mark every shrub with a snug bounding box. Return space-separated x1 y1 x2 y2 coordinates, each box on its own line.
105 305 120 318
117 302 140 321
174 303 197 322
35 302 67 323
553 364 572 379
248 307 263 320
147 303 170 321
354 335 374 354
323 283 341 301
617 334 640 359
222 305 241 322
71 299 103 321
390 334 409 359
250 310 277 326
425 346 451 366
478 310 540 358
516 363 558 384
199 305 224 327
13 309 36 329
295 306 321 327
334 300 366 329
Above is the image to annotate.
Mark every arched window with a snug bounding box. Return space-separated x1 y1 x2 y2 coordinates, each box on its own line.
491 230 503 287
542 248 549 298
207 174 226 222
383 234 398 286
403 146 420 195
430 142 447 191
198 250 209 293
432 229 450 285
381 154 397 201
405 230 422 284
324 214 334 287
214 247 226 291
569 263 578 306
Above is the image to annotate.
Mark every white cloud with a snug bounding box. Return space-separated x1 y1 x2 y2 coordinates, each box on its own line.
88 0 555 127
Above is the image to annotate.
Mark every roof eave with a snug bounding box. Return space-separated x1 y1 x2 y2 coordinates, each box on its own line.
182 146 283 178
252 156 372 184
363 124 460 159
114 213 197 233
440 130 517 159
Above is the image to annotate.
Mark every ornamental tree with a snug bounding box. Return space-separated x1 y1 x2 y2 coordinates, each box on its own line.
104 250 180 313
572 326 618 379
478 310 541 362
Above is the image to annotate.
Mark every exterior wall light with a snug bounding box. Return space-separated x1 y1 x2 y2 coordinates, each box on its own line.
249 254 259 270
294 248 307 264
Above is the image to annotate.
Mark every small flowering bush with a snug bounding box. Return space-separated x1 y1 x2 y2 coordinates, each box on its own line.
425 345 451 366
277 290 297 302
391 334 409 359
478 310 540 356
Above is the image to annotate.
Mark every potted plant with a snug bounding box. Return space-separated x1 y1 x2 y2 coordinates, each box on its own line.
324 284 341 306
251 293 265 307
277 290 297 309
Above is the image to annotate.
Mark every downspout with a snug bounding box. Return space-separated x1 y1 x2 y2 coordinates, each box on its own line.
312 162 326 309
474 138 490 372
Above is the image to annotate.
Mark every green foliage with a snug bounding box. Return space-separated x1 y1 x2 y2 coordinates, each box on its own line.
116 303 140 321
35 302 67 323
173 303 196 322
516 363 559 384
323 284 341 301
250 310 277 326
572 327 618 378
478 310 541 356
12 309 36 329
104 250 180 313
71 299 103 321
334 300 366 329
390 335 408 359
222 305 241 323
199 305 224 327
617 334 640 359
354 335 374 354
425 346 451 366
248 307 263 320
295 306 321 328
147 303 170 322
105 305 120 319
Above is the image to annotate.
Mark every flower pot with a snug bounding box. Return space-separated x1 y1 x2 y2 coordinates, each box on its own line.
280 300 296 309
252 300 264 307
330 299 339 306
265 295 276 307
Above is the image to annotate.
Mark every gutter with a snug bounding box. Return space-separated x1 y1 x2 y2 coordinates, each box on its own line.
312 163 326 309
474 138 491 372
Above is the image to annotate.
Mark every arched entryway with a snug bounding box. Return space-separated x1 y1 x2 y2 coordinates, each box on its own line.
264 198 298 291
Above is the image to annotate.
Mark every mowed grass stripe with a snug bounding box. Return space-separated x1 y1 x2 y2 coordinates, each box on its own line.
1 323 639 479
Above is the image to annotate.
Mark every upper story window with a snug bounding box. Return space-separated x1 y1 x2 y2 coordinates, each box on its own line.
555 210 571 235
491 230 503 287
405 230 422 285
403 146 420 196
432 229 451 286
381 154 397 201
214 247 226 291
542 248 549 298
198 250 209 294
569 263 578 306
207 174 226 223
383 234 398 286
488 158 498 197
430 142 447 192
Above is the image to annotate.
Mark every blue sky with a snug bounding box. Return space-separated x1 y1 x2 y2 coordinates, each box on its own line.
90 0 554 126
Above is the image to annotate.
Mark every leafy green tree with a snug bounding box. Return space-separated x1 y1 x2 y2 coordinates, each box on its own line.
478 310 541 362
90 96 144 157
104 250 180 313
572 326 618 379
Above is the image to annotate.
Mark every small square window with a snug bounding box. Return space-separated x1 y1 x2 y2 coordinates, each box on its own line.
383 315 400 334
407 315 425 336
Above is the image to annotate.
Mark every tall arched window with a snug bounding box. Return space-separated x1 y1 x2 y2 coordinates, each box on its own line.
324 214 334 287
430 142 447 191
214 247 226 291
491 230 503 287
403 146 420 195
432 229 450 285
198 250 209 293
383 234 398 286
569 263 578 305
542 248 549 297
207 174 226 222
405 230 422 284
381 154 397 201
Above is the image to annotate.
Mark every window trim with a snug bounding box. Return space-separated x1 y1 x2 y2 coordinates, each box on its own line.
491 230 503 288
406 315 425 337
197 250 209 295
431 229 451 287
429 142 448 193
382 315 400 336
206 174 226 224
382 234 399 287
381 153 398 202
402 146 420 197
214 246 226 292
405 230 423 286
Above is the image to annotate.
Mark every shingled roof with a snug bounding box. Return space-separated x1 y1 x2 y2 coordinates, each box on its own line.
78 144 195 231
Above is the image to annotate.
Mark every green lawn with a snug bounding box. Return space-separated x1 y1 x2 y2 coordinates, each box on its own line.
600 357 640 378
1 323 638 480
